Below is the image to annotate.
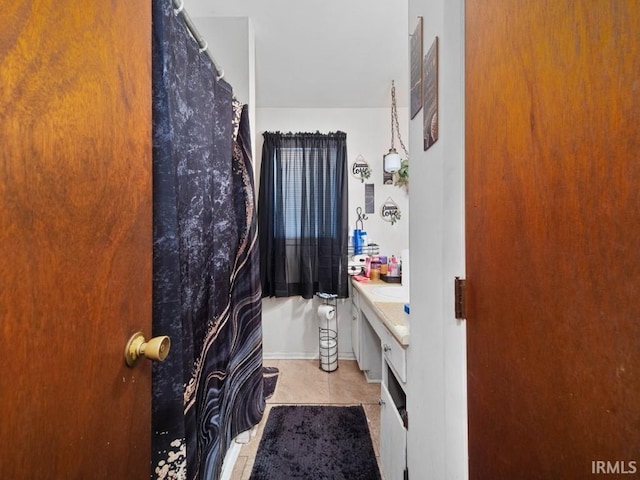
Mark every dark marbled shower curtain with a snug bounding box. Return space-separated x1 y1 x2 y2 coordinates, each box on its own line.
151 1 265 478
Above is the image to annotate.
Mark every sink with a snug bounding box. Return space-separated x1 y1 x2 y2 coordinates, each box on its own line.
371 285 409 302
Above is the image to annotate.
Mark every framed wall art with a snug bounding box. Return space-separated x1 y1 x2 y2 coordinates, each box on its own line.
423 36 439 150
410 16 423 119
364 183 375 214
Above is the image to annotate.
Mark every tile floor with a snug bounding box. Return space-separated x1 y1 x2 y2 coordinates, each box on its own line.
230 359 383 480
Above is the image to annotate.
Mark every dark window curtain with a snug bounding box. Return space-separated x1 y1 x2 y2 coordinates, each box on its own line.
258 131 349 299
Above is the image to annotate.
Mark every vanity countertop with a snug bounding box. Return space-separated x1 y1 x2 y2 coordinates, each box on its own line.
351 279 410 346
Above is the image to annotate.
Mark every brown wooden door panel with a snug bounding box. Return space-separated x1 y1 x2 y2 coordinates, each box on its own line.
466 1 640 478
1 2 152 478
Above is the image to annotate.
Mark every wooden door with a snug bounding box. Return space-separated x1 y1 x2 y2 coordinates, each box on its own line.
466 1 640 478
0 2 152 478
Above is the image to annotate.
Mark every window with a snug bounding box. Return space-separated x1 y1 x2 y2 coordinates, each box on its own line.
258 131 349 299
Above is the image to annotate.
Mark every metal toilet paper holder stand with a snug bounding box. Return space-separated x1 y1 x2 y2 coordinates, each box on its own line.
316 292 339 372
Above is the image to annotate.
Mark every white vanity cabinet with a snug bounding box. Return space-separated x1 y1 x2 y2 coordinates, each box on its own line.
350 280 409 480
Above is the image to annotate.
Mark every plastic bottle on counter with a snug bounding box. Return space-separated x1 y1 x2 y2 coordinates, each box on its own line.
353 229 363 254
379 256 388 275
388 255 399 277
364 256 372 278
370 259 381 281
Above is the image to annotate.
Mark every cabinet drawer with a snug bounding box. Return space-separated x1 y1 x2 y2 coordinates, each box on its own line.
380 326 407 383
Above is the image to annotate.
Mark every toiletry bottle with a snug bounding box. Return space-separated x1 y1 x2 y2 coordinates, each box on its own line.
370 257 381 281
380 256 388 275
364 256 372 278
353 229 362 254
388 255 398 276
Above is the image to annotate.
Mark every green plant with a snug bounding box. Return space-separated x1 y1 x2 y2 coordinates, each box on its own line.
393 159 409 191
359 166 371 183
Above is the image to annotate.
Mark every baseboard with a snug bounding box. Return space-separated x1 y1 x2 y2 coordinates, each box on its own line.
363 371 382 384
262 352 356 361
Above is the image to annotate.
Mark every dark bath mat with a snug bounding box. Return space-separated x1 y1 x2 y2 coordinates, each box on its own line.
249 405 381 480
263 367 279 399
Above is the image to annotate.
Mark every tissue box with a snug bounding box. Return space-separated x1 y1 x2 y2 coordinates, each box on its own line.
380 274 402 283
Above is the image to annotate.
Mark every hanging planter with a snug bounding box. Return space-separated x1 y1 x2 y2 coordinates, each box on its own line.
381 197 401 225
393 159 409 192
383 80 409 191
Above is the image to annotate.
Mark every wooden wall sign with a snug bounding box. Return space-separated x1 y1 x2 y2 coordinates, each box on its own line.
351 154 371 182
381 197 401 225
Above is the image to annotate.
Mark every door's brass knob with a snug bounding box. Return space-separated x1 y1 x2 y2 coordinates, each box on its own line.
124 332 171 367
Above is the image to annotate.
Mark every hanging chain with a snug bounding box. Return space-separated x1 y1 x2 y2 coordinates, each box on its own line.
391 80 409 160
390 84 396 150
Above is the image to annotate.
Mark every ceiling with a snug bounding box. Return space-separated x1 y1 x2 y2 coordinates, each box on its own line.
183 0 409 108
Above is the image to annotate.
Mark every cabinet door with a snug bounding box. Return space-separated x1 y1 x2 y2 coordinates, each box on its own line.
360 313 382 381
351 304 362 368
380 383 407 480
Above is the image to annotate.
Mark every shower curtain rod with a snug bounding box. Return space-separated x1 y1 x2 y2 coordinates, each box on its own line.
172 0 225 80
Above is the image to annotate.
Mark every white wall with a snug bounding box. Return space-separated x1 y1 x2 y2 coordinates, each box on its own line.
256 107 410 359
406 0 468 479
